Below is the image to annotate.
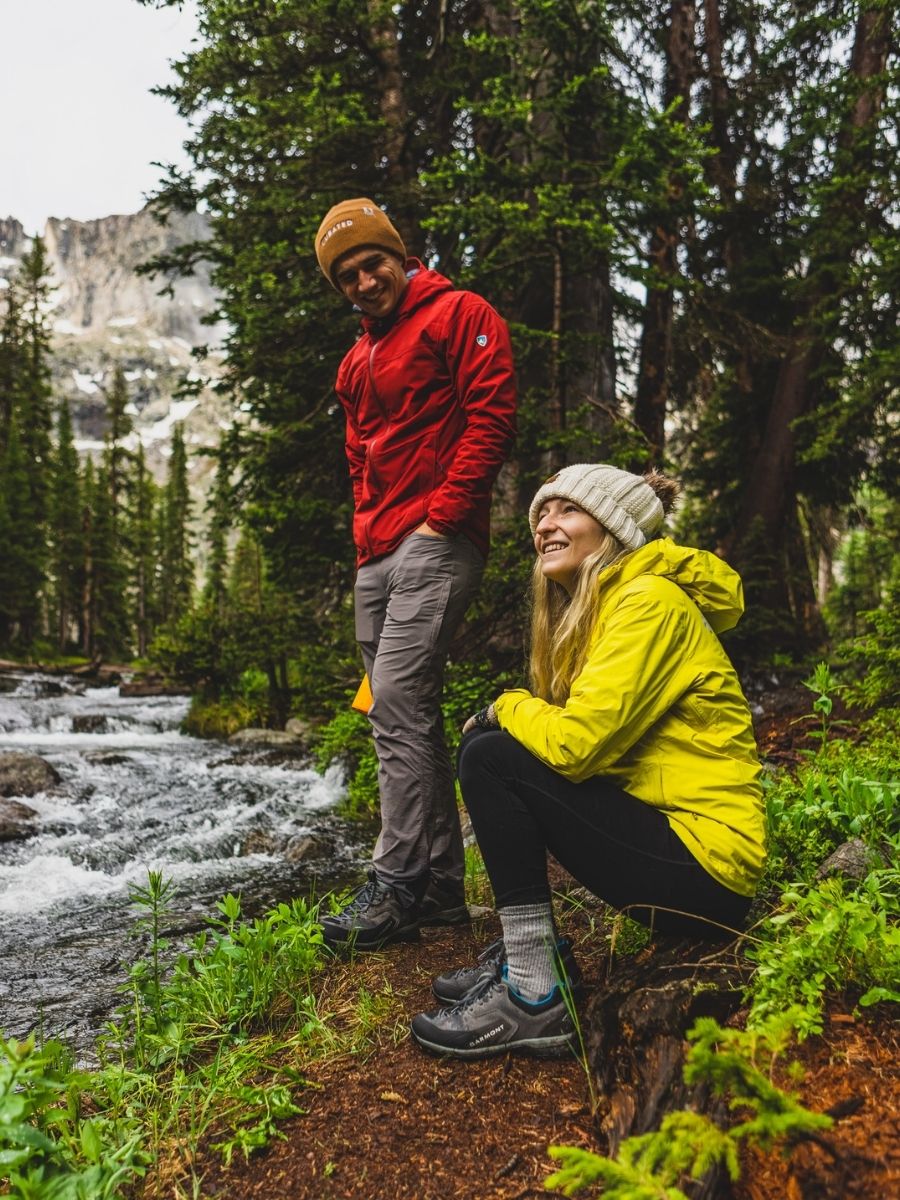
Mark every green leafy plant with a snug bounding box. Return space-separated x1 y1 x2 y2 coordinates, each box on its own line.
545 1010 832 1198
0 1035 145 1198
747 873 900 1037
313 707 379 816
797 660 848 750
764 767 898 880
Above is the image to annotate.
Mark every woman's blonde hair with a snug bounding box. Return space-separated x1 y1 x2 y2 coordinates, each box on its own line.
527 469 680 704
528 532 626 704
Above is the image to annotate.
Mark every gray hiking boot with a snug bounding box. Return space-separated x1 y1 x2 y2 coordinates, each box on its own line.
321 872 420 951
431 937 506 1004
431 935 584 1005
411 969 577 1059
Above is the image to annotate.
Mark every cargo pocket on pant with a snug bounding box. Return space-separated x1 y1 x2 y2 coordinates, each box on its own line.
388 535 455 650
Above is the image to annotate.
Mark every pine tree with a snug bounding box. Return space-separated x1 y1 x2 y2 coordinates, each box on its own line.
48 400 83 652
89 463 132 660
129 441 159 658
0 414 42 646
0 283 23 445
103 365 134 514
158 422 194 623
142 0 899 661
203 451 231 617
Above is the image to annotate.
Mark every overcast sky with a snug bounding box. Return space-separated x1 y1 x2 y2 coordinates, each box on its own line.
3 0 199 234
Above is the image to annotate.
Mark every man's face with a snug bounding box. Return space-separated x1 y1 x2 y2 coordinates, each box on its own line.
334 247 408 319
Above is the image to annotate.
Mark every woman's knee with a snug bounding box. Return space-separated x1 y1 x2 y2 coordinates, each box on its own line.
456 728 510 786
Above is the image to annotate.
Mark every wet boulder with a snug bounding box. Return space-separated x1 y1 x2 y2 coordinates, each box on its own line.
284 834 321 861
285 717 313 740
0 752 62 799
0 798 39 842
72 714 110 734
816 837 881 882
228 728 305 750
84 751 133 767
119 675 191 697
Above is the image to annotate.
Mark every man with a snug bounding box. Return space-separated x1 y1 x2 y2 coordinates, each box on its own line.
314 197 517 950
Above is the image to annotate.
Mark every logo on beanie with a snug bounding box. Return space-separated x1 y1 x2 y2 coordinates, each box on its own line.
476 334 488 347
321 218 354 246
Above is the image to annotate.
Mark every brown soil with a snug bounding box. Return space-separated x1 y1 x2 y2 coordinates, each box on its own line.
188 701 899 1199
191 917 899 1200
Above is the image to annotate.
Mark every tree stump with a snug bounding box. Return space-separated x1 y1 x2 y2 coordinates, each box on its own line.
585 936 750 1199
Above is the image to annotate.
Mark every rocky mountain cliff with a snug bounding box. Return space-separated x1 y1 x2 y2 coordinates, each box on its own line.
0 208 232 519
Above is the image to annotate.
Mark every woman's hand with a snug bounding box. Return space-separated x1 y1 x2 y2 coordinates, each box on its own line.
462 704 498 735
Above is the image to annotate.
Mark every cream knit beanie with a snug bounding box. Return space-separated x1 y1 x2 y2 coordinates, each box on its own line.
315 198 407 287
528 464 665 551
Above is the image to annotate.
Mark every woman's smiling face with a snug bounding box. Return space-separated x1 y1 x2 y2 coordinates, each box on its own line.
533 498 608 592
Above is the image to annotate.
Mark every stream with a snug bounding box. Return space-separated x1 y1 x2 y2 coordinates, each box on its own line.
0 670 372 1050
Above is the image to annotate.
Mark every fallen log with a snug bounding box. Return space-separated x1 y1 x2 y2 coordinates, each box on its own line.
585 936 750 1199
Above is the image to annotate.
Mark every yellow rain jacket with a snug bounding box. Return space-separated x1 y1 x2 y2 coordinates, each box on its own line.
493 538 766 897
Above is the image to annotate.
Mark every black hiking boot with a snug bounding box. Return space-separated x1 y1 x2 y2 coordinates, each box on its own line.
321 872 420 951
431 935 583 1005
411 969 577 1059
416 877 470 928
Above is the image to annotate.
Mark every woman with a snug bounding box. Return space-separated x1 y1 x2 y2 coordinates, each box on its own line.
410 463 766 1059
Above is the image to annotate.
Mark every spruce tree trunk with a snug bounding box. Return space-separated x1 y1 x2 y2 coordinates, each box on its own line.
727 5 890 628
366 1 421 250
633 0 696 464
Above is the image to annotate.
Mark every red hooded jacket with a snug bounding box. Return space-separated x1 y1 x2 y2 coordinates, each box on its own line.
335 261 517 565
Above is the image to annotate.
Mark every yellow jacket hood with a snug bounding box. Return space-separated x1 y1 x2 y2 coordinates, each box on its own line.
598 538 744 634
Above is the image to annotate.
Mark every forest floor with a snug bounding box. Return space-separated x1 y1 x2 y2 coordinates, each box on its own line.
184 685 900 1200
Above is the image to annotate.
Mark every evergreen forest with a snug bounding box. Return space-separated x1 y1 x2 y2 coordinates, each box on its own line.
1 4 899 1198
2 0 896 722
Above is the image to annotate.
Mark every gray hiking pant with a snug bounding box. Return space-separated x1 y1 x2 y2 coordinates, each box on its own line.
354 531 485 893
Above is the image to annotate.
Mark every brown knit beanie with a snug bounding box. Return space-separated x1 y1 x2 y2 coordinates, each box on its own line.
315 198 407 287
529 464 671 551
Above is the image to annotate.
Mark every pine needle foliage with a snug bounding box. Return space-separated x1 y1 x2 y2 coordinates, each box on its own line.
545 1010 833 1199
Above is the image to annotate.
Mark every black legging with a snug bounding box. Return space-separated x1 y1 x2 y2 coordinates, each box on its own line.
458 729 751 939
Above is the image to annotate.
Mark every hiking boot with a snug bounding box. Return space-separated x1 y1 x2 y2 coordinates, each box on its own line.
431 937 505 1004
416 877 470 928
411 969 577 1059
321 872 420 951
431 935 583 1006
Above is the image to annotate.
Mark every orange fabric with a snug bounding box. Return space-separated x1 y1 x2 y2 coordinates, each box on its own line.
351 674 373 714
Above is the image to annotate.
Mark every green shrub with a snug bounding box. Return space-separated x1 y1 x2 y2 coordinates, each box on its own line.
764 767 898 882
313 707 379 816
747 873 900 1037
545 1009 832 1198
0 1036 145 1198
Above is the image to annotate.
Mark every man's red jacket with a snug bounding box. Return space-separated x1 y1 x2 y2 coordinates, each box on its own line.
335 261 517 565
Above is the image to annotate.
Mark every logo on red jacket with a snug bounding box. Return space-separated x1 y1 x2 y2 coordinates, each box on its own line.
476 334 488 347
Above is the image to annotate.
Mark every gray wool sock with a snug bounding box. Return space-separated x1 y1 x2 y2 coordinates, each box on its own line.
499 902 558 1002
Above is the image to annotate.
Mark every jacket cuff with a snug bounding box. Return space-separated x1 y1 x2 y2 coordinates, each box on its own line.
425 516 455 537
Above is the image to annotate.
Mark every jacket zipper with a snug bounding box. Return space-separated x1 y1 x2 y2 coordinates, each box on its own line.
367 341 387 420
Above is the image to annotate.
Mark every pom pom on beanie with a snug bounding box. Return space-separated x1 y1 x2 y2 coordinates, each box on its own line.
528 464 676 551
315 198 407 287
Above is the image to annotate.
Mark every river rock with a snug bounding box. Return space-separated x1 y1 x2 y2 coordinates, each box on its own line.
72 714 110 734
228 728 305 749
84 751 133 766
0 752 62 798
815 837 879 882
285 717 313 740
119 677 191 697
241 830 279 855
0 799 39 842
284 835 321 861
